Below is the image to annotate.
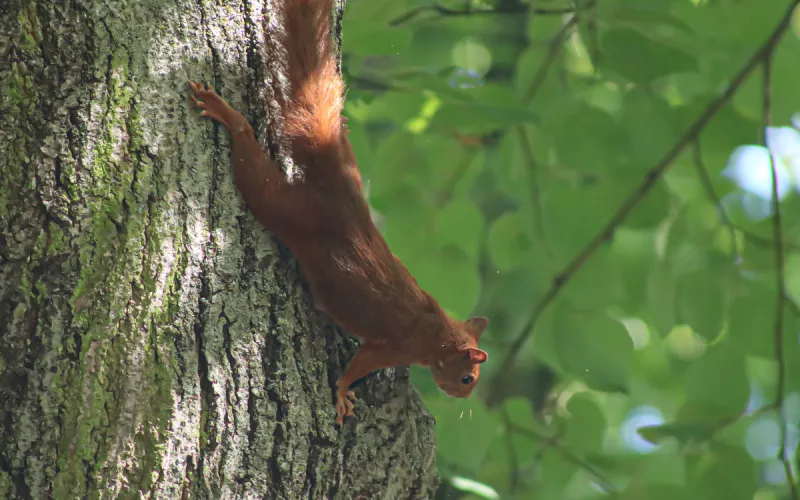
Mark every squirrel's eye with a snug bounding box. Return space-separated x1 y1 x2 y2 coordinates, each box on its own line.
461 375 474 385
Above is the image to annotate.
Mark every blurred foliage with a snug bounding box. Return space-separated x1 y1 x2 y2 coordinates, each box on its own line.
341 0 800 498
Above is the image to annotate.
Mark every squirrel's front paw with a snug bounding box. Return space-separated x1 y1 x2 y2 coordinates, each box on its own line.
189 81 232 128
335 390 357 426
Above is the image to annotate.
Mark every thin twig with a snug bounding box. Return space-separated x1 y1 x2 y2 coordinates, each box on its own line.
507 421 616 493
389 3 570 27
522 0 599 103
516 127 555 258
692 138 742 261
763 52 798 498
522 15 579 104
438 153 474 206
486 0 800 406
586 0 600 69
500 407 521 492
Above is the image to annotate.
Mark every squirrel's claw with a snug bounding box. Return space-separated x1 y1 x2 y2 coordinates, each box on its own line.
335 390 357 425
188 81 234 129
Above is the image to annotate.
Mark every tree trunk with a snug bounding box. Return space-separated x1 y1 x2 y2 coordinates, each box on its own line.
0 0 438 498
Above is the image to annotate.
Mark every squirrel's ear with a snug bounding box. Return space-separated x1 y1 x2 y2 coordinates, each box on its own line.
465 347 488 364
465 316 489 341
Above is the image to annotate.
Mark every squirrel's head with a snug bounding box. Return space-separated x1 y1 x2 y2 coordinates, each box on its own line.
430 316 489 398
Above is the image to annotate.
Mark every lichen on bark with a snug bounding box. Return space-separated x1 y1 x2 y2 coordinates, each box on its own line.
0 0 438 498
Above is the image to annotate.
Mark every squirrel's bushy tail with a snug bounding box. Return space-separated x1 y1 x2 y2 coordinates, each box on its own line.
281 0 343 152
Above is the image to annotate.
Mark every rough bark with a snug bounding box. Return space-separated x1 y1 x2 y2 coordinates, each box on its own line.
0 0 438 498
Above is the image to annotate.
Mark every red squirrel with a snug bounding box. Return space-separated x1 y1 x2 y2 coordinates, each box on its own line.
188 0 488 425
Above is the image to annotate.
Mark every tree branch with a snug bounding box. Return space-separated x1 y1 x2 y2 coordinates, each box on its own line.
763 51 798 498
486 0 800 405
389 2 570 27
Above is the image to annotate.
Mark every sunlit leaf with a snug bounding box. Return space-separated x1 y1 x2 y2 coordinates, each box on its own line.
448 476 499 500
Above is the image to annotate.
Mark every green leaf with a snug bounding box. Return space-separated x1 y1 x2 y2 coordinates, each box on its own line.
692 445 758 500
503 397 537 430
355 92 427 125
377 184 436 258
683 344 749 418
428 397 499 473
406 245 482 317
538 448 578 492
638 452 688 487
553 302 634 392
492 130 535 204
597 2 696 38
619 485 695 500
561 248 620 310
476 264 552 345
343 22 414 56
600 28 696 84
552 105 624 172
771 40 800 124
433 199 484 262
609 227 658 313
477 425 538 495
343 0 409 24
727 282 777 359
542 182 611 261
429 93 539 133
644 262 677 338
619 90 679 166
368 131 426 199
785 253 800 305
665 200 723 260
675 270 726 342
562 393 606 454
638 421 718 446
487 210 532 271
501 398 548 463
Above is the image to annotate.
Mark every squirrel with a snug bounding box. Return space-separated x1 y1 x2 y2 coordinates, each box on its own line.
188 0 488 426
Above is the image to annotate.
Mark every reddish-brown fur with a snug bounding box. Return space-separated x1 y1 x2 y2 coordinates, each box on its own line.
189 0 488 425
